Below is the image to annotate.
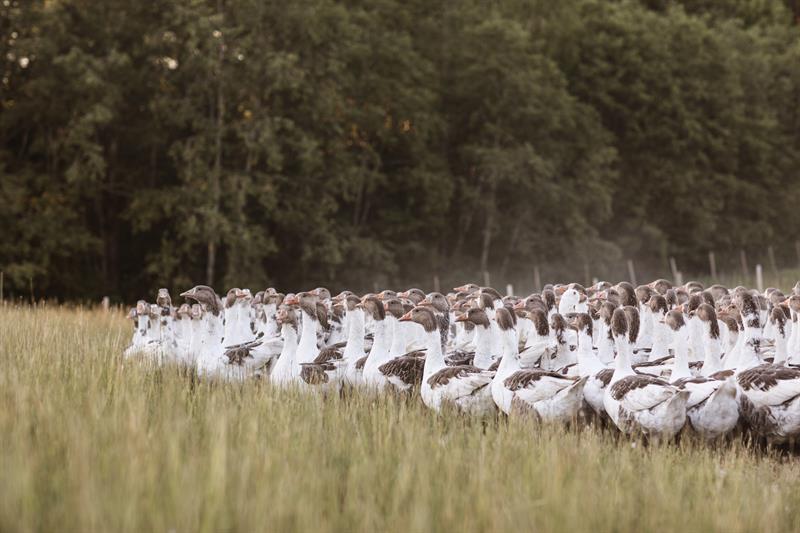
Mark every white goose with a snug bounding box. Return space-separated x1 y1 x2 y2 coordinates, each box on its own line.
401 306 495 415
454 307 498 370
180 285 225 375
270 306 300 386
647 295 671 361
667 310 739 440
737 362 800 443
568 313 609 419
362 296 395 389
604 307 689 441
516 309 555 369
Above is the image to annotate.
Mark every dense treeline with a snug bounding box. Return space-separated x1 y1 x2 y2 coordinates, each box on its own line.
1 0 800 301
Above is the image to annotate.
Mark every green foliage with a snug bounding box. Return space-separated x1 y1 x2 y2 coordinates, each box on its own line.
0 0 799 299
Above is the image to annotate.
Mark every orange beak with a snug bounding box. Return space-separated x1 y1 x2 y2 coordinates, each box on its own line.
513 300 525 310
418 298 433 307
455 313 468 322
284 295 299 306
399 311 413 322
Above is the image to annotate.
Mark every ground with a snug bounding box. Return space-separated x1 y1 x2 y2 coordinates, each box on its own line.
2 306 800 532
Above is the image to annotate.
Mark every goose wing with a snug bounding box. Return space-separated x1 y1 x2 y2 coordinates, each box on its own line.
737 364 800 406
428 365 494 400
610 374 676 411
504 370 576 404
518 339 556 368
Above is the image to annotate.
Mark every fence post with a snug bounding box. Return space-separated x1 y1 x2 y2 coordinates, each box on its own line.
740 250 749 283
756 264 764 292
768 245 779 285
506 284 513 297
483 270 490 288
583 262 590 287
627 259 637 286
0 271 3 303
534 266 541 292
708 251 717 281
795 241 800 270
433 275 440 294
669 257 679 283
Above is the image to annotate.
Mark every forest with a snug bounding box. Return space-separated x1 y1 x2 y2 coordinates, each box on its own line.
1 0 800 301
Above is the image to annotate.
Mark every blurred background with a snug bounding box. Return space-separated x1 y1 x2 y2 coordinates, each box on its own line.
1 0 800 302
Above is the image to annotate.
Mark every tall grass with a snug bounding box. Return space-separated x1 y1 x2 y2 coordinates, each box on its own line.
2 306 800 532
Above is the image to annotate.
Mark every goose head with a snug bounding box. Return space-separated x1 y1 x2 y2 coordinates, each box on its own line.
453 283 480 294
181 285 222 315
455 307 490 329
360 295 386 322
420 292 449 314
647 279 673 295
383 297 405 320
311 287 331 301
399 306 438 333
276 305 298 331
622 306 639 345
398 288 426 305
156 288 172 308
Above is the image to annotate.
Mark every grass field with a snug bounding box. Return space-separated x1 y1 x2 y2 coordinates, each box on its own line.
3 306 800 532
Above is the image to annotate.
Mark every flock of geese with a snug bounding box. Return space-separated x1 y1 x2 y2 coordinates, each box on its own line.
124 280 800 444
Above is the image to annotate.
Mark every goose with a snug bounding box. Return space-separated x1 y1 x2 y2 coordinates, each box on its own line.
722 291 763 371
502 362 586 424
542 288 557 319
123 300 151 357
768 307 789 365
180 285 225 375
517 309 555 369
548 314 575 372
384 298 409 358
556 286 586 316
270 306 300 386
695 303 724 376
223 288 256 347
362 296 395 388
282 292 323 379
454 307 497 369
452 300 477 351
786 296 800 364
737 364 800 443
622 306 645 364
667 310 739 440
401 306 495 415
718 312 740 357
173 303 192 359
514 295 546 347
567 312 609 419
634 285 655 352
492 309 582 421
419 292 451 352
604 307 689 441
595 301 617 365
647 295 671 361
491 308 533 413
341 294 368 386
648 279 673 295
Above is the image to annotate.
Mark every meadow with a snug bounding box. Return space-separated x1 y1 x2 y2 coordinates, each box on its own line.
2 305 800 532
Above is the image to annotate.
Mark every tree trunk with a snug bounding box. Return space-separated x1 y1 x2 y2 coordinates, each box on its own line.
499 211 523 280
479 179 496 277
207 18 225 287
